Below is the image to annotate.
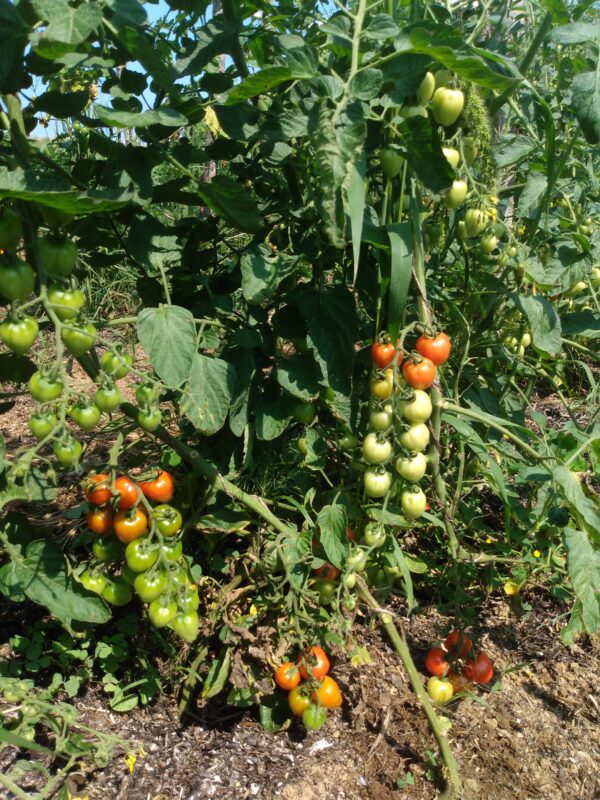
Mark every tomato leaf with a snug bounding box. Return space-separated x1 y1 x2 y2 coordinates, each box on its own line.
386 222 413 342
317 504 349 569
511 294 562 355
202 648 232 699
182 354 236 436
563 528 600 634
137 305 197 388
570 70 600 145
240 246 299 304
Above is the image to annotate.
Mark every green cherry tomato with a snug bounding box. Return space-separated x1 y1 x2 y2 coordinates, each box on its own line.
94 385 123 413
101 349 132 379
395 452 428 482
446 180 468 209
362 432 392 465
399 390 432 423
102 580 132 606
52 436 82 468
28 410 58 441
134 570 168 602
69 401 101 432
363 522 386 548
80 569 107 595
92 535 123 563
363 467 392 498
0 207 23 250
369 404 393 432
342 572 357 590
431 87 464 127
148 598 178 628
0 316 39 354
291 401 316 425
61 322 96 357
125 539 159 572
171 611 200 642
346 546 368 572
29 371 64 402
379 148 405 179
138 408 162 432
314 578 336 606
161 539 183 562
302 704 328 731
135 383 160 406
178 587 200 612
464 208 488 238
169 566 191 588
0 260 35 301
401 487 427 520
398 423 430 452
338 432 358 450
154 504 182 537
46 285 85 321
38 236 77 279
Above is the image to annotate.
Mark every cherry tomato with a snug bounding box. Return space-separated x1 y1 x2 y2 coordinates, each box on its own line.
418 71 435 104
311 675 342 709
101 348 132 379
291 401 316 425
427 676 454 706
92 535 122 562
0 316 38 354
114 475 138 510
402 357 436 390
444 630 473 659
38 236 77 279
125 538 159 572
480 234 498 255
371 340 397 369
399 423 430 452
442 147 460 168
302 704 328 730
401 487 427 520
178 587 200 613
314 563 340 581
87 506 113 535
415 333 451 366
275 662 301 691
61 322 96 357
162 538 183 562
139 470 174 503
363 466 392 498
46 285 85 321
84 473 111 506
288 686 312 717
395 452 427 481
425 647 449 677
138 408 162 432
448 670 472 693
80 569 107 594
94 385 123 413
29 371 63 402
447 180 468 209
463 652 493 684
379 149 404 179
464 208 487 237
0 260 35 301
134 570 168 602
362 432 392 465
298 645 330 680
314 577 336 606
369 403 393 431
431 87 464 126
28 410 58 441
346 546 368 572
135 382 160 406
148 597 177 628
370 370 393 400
171 611 200 642
113 507 148 543
0 207 23 250
53 436 82 468
69 401 101 432
102 580 132 606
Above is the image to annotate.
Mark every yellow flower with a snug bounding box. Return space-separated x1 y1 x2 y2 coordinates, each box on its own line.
489 195 498 205
125 749 146 774
504 580 520 596
485 537 493 544
533 549 542 558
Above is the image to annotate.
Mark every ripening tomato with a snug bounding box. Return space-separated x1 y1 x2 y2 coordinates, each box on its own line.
314 563 340 581
85 473 111 506
463 652 493 684
87 506 113 535
114 476 138 510
370 370 393 400
369 403 394 431
275 662 301 691
298 645 330 681
402 358 436 390
444 630 473 658
427 676 454 706
311 675 342 709
415 333 451 366
425 647 449 677
442 147 460 169
113 507 148 543
139 470 174 503
447 670 471 693
288 686 311 717
371 339 399 369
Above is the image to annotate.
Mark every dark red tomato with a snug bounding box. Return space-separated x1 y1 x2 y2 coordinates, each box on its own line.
425 647 449 677
402 357 436 390
298 646 330 681
416 333 451 366
448 670 472 693
463 653 493 685
314 563 340 581
114 476 138 510
444 630 473 659
139 470 174 503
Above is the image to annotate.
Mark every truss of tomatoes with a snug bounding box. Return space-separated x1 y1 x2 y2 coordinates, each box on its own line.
424 630 494 706
274 646 343 731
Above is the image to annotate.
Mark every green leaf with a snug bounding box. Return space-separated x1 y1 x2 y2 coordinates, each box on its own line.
0 0 28 93
494 134 536 168
561 310 600 339
348 151 367 283
95 106 188 129
0 353 36 383
553 466 600 537
364 13 399 40
31 0 104 57
254 399 291 441
515 171 548 218
240 246 299 304
317 505 349 569
137 306 197 388
225 63 318 105
570 71 600 145
113 26 176 93
511 294 562 355
403 116 454 192
181 354 236 435
202 648 232 699
197 175 261 233
386 222 413 342
0 726 53 754
391 538 415 612
197 508 251 533
547 22 600 43
32 89 91 117
564 528 600 633
540 0 570 23
349 69 382 101
276 355 321 400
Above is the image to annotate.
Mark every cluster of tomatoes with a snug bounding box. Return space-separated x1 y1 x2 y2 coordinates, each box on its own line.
424 630 494 707
80 469 200 642
274 646 342 731
363 330 451 515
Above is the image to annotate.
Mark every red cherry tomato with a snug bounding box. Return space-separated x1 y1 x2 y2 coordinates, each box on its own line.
84 473 111 506
425 647 449 677
448 670 472 693
463 652 494 684
314 563 340 581
311 675 342 709
139 470 174 503
87 506 113 536
416 332 451 365
114 476 138 510
113 508 148 543
298 646 330 680
444 630 473 659
402 357 436 390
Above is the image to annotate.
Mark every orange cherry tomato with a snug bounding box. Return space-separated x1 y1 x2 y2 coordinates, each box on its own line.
298 645 330 681
415 332 451 365
288 685 311 716
311 675 342 709
402 357 436 390
113 507 148 543
463 652 494 684
87 506 113 535
444 630 473 659
84 473 111 506
314 563 340 581
371 340 396 369
274 662 301 691
139 470 174 503
114 476 138 510
425 647 449 677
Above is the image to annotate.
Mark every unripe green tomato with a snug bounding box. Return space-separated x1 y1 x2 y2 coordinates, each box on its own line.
0 316 39 355
363 467 392 498
363 522 386 548
395 451 428 481
46 286 85 321
399 423 430 452
520 333 531 348
442 147 460 169
369 404 394 431
148 598 177 628
346 546 368 572
401 487 427 520
379 148 405 179
138 408 162 432
69 401 101 432
338 432 358 449
0 207 23 250
464 208 488 238
343 572 357 590
134 570 168 603
101 349 132 379
291 401 316 425
417 71 435 105
446 180 468 209
297 437 308 455
94 385 123 413
178 587 200 613
171 611 200 642
565 281 586 298
28 409 58 441
431 88 464 127
102 580 132 606
61 322 96 357
434 70 453 89
0 260 35 301
362 432 392 465
314 577 336 606
29 371 63 402
52 436 82 468
399 389 432 423
480 235 498 255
